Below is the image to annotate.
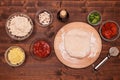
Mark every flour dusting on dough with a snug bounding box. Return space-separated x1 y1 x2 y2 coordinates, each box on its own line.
59 29 98 63
59 30 80 63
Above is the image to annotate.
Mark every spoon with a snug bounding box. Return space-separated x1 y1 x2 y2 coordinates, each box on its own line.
94 47 119 71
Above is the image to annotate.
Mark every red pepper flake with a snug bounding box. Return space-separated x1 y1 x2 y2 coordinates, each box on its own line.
101 22 118 39
33 40 50 58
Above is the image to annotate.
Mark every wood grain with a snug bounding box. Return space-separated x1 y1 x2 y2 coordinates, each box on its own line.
0 0 120 80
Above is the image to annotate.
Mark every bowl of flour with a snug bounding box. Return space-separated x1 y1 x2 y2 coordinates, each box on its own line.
6 12 33 40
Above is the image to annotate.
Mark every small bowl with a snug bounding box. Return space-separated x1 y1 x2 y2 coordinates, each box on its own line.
87 10 102 26
99 20 120 42
30 39 51 60
6 12 34 41
5 46 25 67
35 9 53 27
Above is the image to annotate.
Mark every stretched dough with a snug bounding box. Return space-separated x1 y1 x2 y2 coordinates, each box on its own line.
64 29 91 58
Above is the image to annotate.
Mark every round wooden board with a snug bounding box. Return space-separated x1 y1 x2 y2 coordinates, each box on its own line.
54 22 102 68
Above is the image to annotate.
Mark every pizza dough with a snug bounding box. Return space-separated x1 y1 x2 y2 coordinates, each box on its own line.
64 29 91 58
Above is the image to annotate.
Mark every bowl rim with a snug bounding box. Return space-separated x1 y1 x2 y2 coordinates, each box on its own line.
99 20 120 42
4 46 25 67
5 12 34 41
87 10 102 26
35 9 53 27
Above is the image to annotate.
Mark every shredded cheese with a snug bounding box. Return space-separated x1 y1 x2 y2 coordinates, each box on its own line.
8 47 25 65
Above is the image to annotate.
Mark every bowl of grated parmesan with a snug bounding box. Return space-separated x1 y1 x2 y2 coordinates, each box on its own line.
35 9 53 27
5 46 25 67
6 13 33 40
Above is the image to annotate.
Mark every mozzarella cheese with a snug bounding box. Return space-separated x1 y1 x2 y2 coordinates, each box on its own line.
8 47 25 65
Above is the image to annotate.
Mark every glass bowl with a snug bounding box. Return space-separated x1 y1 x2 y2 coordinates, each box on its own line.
30 39 51 60
6 12 34 41
35 9 53 27
87 10 102 26
99 20 120 42
4 46 25 67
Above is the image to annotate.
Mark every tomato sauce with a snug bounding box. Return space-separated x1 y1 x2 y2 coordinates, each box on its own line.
33 40 50 58
101 22 118 39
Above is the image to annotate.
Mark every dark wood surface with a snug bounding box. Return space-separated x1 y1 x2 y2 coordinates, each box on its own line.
0 0 120 80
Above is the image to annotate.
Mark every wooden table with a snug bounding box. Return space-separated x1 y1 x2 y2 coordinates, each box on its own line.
0 0 120 80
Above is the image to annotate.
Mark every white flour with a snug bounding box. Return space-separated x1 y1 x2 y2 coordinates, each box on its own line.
7 16 32 37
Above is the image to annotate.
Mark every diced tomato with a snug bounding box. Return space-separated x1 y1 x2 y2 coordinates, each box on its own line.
33 40 50 58
101 22 118 39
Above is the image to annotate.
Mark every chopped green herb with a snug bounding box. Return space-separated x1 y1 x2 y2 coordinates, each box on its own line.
88 11 101 25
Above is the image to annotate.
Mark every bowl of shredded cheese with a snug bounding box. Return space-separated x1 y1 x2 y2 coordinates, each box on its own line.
6 12 33 40
35 9 53 27
5 46 25 67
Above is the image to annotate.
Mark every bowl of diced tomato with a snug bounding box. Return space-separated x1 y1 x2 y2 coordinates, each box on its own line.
99 20 120 42
30 39 51 60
